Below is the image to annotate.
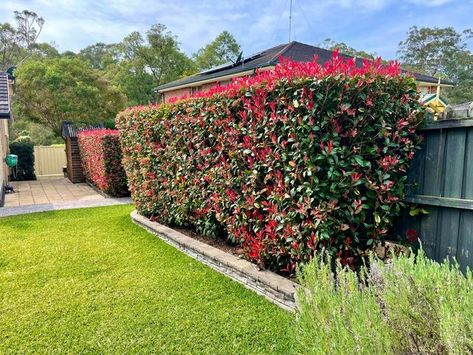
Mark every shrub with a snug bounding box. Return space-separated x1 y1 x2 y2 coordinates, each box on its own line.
9 138 36 181
294 251 473 354
116 53 423 273
77 129 128 197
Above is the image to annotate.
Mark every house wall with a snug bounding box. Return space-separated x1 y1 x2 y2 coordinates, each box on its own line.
163 82 230 103
419 85 436 95
163 87 191 103
0 119 9 205
163 78 444 105
160 67 279 103
0 75 12 206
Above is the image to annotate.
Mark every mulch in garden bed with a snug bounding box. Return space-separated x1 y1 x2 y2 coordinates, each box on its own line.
173 225 297 282
174 227 245 257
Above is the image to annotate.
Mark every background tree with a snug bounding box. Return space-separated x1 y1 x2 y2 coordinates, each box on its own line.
104 60 156 106
31 42 60 59
320 38 376 59
0 10 45 70
80 25 195 105
193 31 241 70
119 25 194 88
79 42 118 70
13 57 126 136
398 26 473 104
9 120 63 146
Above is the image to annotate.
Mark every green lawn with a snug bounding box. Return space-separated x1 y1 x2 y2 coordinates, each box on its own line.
0 205 292 354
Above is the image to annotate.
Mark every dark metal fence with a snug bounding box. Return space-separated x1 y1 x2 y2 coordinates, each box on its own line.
398 119 473 270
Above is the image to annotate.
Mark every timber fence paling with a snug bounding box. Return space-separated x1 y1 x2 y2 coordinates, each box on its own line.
400 118 473 270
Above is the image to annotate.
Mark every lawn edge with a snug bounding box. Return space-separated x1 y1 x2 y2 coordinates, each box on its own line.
131 210 298 312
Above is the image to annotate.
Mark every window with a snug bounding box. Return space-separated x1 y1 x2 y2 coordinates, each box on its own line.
219 80 231 86
190 86 203 95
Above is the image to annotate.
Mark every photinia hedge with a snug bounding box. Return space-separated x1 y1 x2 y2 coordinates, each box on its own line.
116 53 423 273
77 129 129 197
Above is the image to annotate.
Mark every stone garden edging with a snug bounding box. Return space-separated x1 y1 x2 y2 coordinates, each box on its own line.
131 211 298 312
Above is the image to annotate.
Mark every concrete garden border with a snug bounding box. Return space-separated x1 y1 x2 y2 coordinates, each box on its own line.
131 211 298 312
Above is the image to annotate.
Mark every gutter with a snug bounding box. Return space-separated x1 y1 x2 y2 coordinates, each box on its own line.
416 80 454 88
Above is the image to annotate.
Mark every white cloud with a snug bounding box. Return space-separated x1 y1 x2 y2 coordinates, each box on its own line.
0 0 469 60
408 0 454 6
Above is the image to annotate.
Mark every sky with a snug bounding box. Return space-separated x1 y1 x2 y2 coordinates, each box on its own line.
1 0 472 60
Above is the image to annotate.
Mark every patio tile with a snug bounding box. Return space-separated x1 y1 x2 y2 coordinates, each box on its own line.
3 177 107 208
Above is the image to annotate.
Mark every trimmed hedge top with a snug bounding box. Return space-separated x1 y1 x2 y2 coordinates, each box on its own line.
117 53 423 273
77 129 128 197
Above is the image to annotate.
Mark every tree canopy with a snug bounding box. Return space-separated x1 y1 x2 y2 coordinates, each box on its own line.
14 57 126 136
398 26 473 104
77 25 197 105
10 6 473 144
0 10 45 70
79 42 117 70
193 31 241 70
320 38 376 59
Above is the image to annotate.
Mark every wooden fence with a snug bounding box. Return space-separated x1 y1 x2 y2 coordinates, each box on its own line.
399 119 473 270
34 145 67 177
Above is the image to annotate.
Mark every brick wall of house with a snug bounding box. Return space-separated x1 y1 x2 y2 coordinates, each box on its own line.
0 77 12 205
163 81 442 104
0 119 9 204
162 82 227 103
163 87 191 103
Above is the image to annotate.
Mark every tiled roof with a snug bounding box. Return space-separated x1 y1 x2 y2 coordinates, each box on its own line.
157 41 454 91
0 72 11 119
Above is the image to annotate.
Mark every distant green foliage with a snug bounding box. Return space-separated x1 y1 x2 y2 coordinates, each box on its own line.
9 119 62 146
78 25 196 106
14 56 127 136
295 250 473 354
0 10 44 70
320 38 377 59
9 138 36 181
193 31 241 70
78 42 117 70
398 26 473 104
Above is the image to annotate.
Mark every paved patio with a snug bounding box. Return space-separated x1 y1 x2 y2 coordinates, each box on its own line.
1 177 132 217
4 177 105 207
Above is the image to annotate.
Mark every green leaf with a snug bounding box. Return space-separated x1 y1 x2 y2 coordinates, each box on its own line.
354 156 364 166
374 213 381 224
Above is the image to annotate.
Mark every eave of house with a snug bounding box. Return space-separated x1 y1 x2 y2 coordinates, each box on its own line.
416 80 454 88
0 72 11 120
158 66 275 93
